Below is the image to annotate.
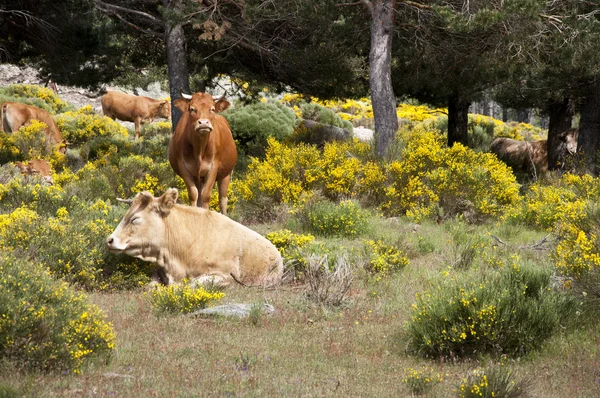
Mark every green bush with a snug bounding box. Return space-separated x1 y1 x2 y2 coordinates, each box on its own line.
363 239 410 278
224 101 296 159
0 186 151 290
406 262 575 358
299 102 353 131
0 84 72 114
0 254 115 373
457 365 529 398
300 199 369 238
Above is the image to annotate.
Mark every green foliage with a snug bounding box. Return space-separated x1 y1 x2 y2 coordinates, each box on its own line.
446 221 486 270
224 101 296 159
0 254 115 373
406 262 575 358
300 102 353 130
300 199 369 238
0 121 62 164
457 366 529 398
0 84 72 114
147 281 225 315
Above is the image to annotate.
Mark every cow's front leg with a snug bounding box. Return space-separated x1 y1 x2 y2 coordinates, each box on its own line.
197 167 217 209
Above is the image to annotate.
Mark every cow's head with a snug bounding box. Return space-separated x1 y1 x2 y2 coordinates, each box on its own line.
174 91 230 134
106 188 179 258
158 100 171 120
16 159 53 185
560 128 579 154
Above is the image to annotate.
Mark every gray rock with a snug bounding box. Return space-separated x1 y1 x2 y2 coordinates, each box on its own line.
191 303 275 318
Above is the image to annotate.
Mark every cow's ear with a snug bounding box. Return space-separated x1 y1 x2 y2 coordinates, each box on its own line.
134 191 153 207
214 99 230 113
174 99 190 112
157 188 178 215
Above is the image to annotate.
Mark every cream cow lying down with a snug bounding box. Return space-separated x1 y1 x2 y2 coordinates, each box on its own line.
106 188 283 287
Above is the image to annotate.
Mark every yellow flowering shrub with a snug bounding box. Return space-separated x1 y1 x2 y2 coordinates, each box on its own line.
0 120 59 162
302 199 370 238
147 281 225 314
364 239 409 279
407 263 573 358
56 107 129 145
0 254 115 373
403 366 443 396
265 229 315 261
383 126 520 222
397 103 447 122
457 366 527 398
4 84 71 113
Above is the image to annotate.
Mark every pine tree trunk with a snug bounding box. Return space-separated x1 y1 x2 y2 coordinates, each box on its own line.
578 81 600 175
516 109 529 123
447 92 470 147
164 23 190 132
502 108 508 122
368 0 398 158
546 98 573 171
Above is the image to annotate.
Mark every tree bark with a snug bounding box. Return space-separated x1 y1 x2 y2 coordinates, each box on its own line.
164 23 190 131
367 0 398 158
502 108 508 122
447 92 470 147
546 98 573 171
516 108 529 123
578 80 600 175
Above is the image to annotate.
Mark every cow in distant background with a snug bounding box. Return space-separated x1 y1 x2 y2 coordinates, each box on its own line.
1 102 67 154
15 159 53 185
490 128 579 177
168 91 237 214
106 188 283 287
101 91 171 140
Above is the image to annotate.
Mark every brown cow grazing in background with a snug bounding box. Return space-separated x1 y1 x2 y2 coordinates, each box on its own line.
168 91 237 214
101 91 171 140
106 188 283 287
1 102 67 154
15 159 54 185
490 128 579 177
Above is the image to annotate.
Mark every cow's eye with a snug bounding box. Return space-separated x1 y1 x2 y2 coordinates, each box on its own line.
210 106 215 112
131 216 141 225
189 107 196 113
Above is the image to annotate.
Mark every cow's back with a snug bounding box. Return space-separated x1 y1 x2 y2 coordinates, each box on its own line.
102 91 137 122
167 206 282 285
1 102 63 145
491 137 547 174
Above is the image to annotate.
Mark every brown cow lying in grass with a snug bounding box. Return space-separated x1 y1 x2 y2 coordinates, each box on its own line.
106 188 283 287
15 159 53 185
101 91 171 140
490 128 578 177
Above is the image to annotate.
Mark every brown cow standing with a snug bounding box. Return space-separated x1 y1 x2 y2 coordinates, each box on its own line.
101 91 171 140
168 92 237 214
490 128 579 177
1 102 67 154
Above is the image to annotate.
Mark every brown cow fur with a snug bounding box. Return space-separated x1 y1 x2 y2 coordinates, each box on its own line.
101 91 171 140
15 159 53 185
168 92 237 214
1 102 67 154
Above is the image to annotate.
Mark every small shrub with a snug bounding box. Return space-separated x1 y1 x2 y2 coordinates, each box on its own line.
446 222 486 269
55 106 129 146
248 302 266 326
364 239 409 279
406 262 574 358
301 199 369 238
0 120 58 162
1 84 71 114
396 103 446 122
304 254 355 307
457 366 529 398
224 101 296 158
0 254 115 373
265 229 315 279
147 281 225 314
300 102 353 131
141 121 172 138
403 365 443 396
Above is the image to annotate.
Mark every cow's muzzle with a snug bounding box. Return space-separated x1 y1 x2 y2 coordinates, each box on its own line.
106 236 125 253
195 119 213 133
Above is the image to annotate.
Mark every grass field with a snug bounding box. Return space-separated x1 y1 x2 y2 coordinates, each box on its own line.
1 218 599 398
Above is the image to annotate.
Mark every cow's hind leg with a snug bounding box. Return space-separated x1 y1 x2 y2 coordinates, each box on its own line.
190 274 230 288
217 173 232 215
134 116 142 140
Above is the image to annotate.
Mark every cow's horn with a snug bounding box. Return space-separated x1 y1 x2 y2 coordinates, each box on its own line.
117 198 134 204
179 89 192 99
